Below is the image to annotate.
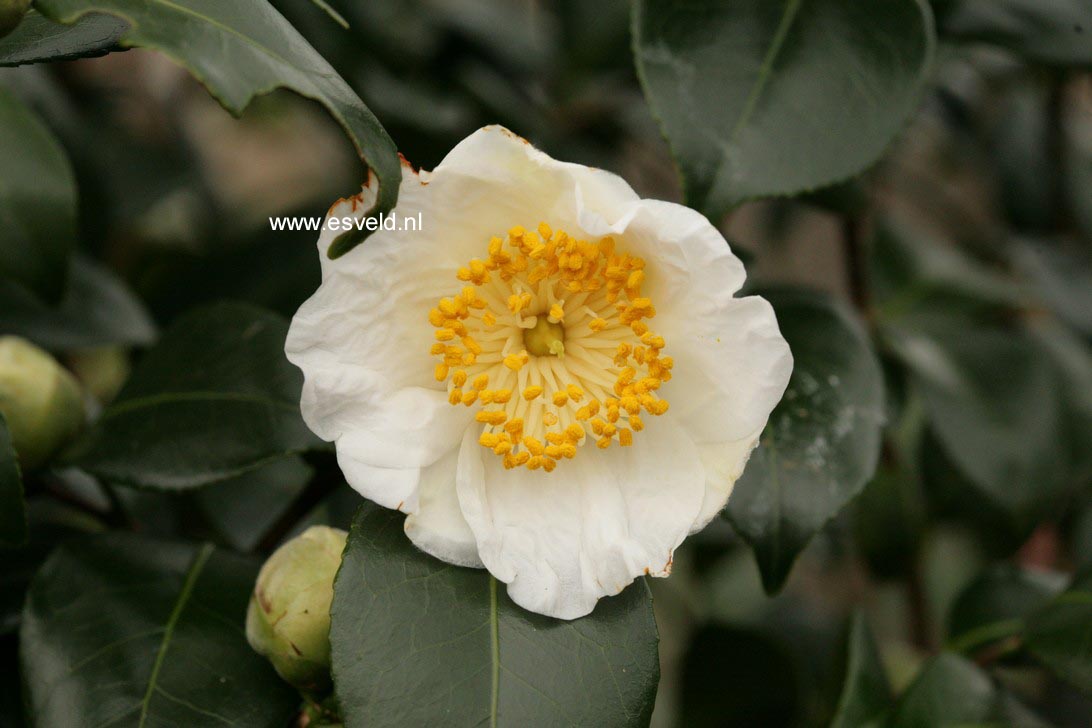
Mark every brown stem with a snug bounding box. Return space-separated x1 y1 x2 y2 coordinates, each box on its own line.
1046 74 1072 234
841 214 873 319
255 454 341 553
906 558 936 652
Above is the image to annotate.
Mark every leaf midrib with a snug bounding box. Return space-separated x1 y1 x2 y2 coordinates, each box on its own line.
137 543 214 728
728 0 805 144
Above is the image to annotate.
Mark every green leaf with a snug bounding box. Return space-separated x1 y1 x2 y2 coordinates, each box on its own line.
938 0 1092 67
0 85 76 303
330 505 660 728
632 0 936 218
885 321 1069 533
0 415 26 549
1025 569 1092 695
677 624 803 728
888 653 1048 726
195 455 312 552
871 221 1029 317
947 565 1064 654
0 9 126 66
20 533 299 727
725 289 885 593
0 254 156 350
831 614 891 728
68 302 322 490
35 0 400 256
1 499 104 635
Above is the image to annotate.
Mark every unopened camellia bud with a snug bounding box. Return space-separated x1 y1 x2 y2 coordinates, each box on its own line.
0 336 85 470
0 0 30 40
246 525 348 694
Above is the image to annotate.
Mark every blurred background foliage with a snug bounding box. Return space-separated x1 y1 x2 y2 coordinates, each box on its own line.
1 0 1091 726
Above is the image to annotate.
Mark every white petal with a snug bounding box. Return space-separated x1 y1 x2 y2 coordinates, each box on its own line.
456 416 706 620
665 294 793 443
689 433 763 532
335 454 420 512
404 445 483 568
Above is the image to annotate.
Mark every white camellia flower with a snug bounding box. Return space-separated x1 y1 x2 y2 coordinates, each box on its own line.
286 126 792 620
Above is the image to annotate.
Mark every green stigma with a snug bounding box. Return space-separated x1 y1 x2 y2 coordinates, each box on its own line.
524 316 565 357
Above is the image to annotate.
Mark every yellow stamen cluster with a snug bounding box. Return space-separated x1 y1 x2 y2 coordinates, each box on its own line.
428 223 672 471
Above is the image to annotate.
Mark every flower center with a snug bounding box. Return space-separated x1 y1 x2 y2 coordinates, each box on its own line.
523 317 565 357
427 223 672 472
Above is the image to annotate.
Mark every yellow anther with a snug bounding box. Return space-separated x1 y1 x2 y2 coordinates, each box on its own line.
462 336 483 355
475 410 507 426
433 221 674 472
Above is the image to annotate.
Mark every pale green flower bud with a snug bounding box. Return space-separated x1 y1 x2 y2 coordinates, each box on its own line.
68 347 130 404
0 0 30 39
246 525 347 694
0 336 85 470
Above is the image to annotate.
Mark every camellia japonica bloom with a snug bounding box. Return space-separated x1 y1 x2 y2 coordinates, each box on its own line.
286 126 793 619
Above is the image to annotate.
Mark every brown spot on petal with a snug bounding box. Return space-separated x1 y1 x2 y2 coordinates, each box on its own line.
396 501 404 511
663 552 674 575
643 567 651 576
289 641 303 656
398 152 420 173
493 125 531 145
257 587 272 613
